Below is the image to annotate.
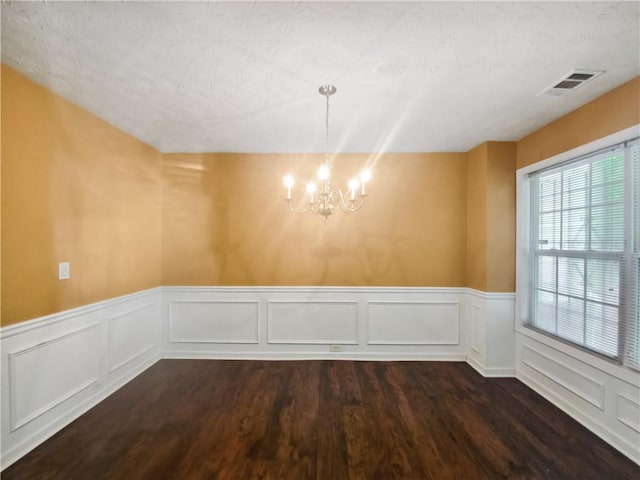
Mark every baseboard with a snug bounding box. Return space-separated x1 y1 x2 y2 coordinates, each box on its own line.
162 351 468 361
466 355 516 377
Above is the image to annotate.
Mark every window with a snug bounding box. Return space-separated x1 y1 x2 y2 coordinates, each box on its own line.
527 138 639 367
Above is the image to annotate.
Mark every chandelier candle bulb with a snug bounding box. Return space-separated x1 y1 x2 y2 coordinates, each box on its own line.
283 174 295 200
348 178 359 201
306 182 317 203
318 165 330 181
359 169 372 196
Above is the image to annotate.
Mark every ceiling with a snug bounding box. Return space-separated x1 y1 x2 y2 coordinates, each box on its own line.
2 1 639 154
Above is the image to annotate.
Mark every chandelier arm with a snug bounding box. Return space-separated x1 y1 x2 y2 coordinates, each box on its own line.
339 199 365 212
333 188 365 212
310 203 321 215
344 200 365 212
286 199 311 214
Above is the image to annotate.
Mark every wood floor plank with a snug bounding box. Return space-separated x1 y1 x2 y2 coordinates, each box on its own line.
3 360 638 479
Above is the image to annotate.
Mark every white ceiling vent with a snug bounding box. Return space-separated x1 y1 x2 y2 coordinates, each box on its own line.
537 69 604 97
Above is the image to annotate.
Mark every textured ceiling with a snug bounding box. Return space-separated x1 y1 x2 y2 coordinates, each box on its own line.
2 1 639 153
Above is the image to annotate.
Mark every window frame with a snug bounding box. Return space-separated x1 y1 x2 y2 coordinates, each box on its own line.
516 125 640 372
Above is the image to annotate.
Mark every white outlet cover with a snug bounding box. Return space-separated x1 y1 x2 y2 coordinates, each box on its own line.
58 262 70 280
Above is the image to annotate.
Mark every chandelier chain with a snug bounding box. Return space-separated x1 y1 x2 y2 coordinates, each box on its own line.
325 90 330 152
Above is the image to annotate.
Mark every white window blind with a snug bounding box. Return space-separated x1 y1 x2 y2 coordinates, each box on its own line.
625 139 640 367
529 138 639 367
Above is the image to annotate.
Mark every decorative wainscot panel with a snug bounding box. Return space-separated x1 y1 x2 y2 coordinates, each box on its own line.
367 301 459 345
466 290 516 377
169 301 259 344
162 287 470 360
267 301 359 345
0 289 162 470
516 331 640 465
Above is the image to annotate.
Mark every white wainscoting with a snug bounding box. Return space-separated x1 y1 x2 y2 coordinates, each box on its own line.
169 301 259 344
267 301 359 344
108 303 157 373
0 288 162 470
7 285 639 468
8 324 101 432
465 290 516 377
162 287 470 360
516 329 640 465
367 301 459 345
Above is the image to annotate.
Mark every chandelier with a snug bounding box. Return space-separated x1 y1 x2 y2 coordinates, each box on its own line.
283 85 371 220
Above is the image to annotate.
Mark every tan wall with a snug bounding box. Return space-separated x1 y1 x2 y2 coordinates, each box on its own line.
162 152 468 287
517 77 640 169
485 142 516 292
1 65 163 326
466 142 516 292
466 143 488 291
5 67 635 326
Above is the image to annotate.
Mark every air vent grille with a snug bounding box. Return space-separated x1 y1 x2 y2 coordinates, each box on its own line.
554 80 582 89
567 72 595 81
538 69 604 97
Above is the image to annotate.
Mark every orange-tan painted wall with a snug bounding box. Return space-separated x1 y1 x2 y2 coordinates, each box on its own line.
1 65 163 326
162 152 468 287
517 77 640 169
5 65 636 326
466 142 516 292
485 142 516 292
466 143 488 291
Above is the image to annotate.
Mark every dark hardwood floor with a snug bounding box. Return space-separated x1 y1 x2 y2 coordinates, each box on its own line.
3 360 639 479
